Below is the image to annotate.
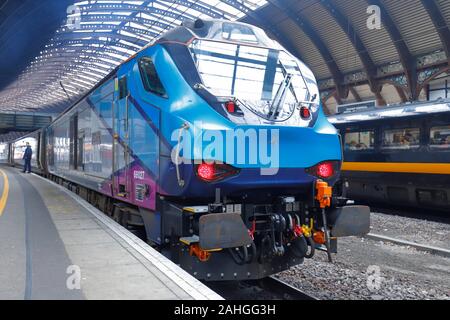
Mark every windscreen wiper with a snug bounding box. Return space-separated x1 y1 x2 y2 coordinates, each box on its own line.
278 60 300 105
267 72 293 120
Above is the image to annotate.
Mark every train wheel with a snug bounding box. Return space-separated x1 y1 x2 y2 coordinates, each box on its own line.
112 206 124 224
126 226 146 240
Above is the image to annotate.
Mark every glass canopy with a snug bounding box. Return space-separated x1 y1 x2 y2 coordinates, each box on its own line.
0 0 268 113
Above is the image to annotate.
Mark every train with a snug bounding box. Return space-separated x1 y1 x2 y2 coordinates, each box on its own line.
1 19 369 281
329 100 450 212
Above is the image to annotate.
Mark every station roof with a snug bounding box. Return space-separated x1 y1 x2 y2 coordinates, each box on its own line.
0 0 449 114
328 99 450 124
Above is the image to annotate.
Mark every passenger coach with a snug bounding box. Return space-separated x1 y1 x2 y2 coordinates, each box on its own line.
329 101 450 211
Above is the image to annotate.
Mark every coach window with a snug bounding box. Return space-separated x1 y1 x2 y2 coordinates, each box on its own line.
138 57 167 98
344 130 375 151
382 128 420 150
429 125 450 150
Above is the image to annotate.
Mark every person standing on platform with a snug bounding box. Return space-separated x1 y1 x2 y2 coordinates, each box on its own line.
22 142 32 173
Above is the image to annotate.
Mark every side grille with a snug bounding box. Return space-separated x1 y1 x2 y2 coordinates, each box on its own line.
135 184 145 202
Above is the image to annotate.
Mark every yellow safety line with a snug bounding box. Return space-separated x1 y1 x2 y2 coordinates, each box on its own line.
342 162 450 175
0 169 9 217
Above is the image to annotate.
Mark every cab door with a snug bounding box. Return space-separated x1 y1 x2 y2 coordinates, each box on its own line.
113 75 131 198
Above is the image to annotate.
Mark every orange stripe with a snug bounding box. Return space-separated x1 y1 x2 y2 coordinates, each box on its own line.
342 162 450 175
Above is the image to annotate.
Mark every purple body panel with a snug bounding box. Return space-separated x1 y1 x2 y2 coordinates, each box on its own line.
98 161 157 210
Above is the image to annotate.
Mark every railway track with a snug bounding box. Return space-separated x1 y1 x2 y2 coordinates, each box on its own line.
365 233 450 258
255 276 318 300
206 276 318 300
366 206 450 257
370 205 450 224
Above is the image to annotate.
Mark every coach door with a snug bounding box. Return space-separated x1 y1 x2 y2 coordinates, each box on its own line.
113 75 131 198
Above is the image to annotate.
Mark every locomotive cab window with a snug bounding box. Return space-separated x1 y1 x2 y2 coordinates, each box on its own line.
222 23 258 44
138 57 167 98
382 128 420 150
430 125 450 150
344 130 375 151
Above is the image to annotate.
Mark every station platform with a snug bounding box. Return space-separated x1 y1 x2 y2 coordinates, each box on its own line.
0 166 221 300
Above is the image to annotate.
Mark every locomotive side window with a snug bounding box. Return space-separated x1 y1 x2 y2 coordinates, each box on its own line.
118 76 128 100
138 57 167 98
382 128 420 150
344 130 375 151
429 125 450 149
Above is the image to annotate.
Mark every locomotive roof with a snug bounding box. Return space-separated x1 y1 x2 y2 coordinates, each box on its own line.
156 18 280 49
328 99 450 125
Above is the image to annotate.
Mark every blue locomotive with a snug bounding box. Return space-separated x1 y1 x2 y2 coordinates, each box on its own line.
7 19 369 281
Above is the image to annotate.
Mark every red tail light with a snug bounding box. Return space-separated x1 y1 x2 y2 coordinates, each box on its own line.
224 100 244 116
196 162 239 182
300 106 311 119
316 162 334 178
197 163 216 181
305 161 340 179
225 101 236 113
